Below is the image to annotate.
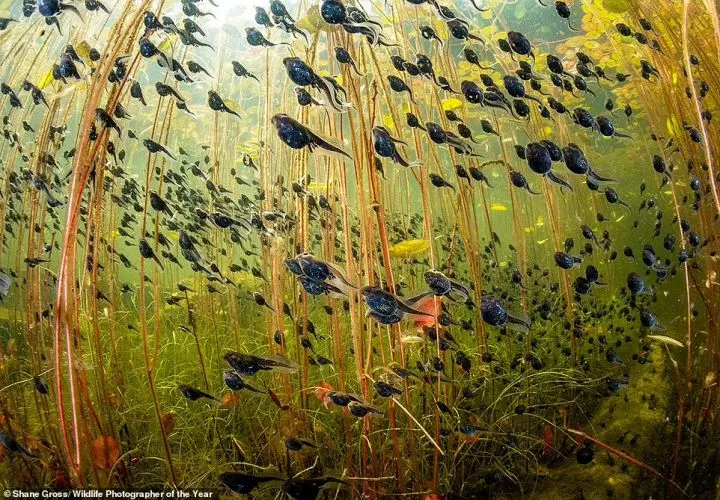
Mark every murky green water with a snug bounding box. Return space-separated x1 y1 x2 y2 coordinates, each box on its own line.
0 0 719 498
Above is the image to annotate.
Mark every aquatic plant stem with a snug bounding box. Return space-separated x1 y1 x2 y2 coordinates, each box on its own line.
682 0 720 217
184 291 209 390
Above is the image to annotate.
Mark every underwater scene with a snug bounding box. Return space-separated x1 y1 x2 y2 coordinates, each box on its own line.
0 0 719 497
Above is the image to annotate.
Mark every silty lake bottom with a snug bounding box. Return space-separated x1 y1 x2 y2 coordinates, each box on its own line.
0 0 719 498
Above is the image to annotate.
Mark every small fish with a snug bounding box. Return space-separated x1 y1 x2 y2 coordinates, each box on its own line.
138 239 164 269
178 384 219 402
231 60 260 82
246 27 290 47
218 472 282 495
272 114 351 159
253 291 275 312
143 139 176 160
480 296 530 332
424 269 470 301
187 60 212 77
33 376 49 394
284 437 318 451
361 287 435 325
24 257 49 268
224 352 299 375
155 82 186 101
373 380 402 398
207 90 241 119
223 370 266 393
95 108 122 137
0 431 38 459
373 126 412 167
429 173 456 191
348 401 383 418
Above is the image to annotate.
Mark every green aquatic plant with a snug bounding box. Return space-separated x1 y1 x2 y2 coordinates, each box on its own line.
0 0 719 498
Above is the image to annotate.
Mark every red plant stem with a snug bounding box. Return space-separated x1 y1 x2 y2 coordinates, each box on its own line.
566 429 686 496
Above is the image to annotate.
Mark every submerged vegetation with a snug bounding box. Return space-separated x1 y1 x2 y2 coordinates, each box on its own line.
0 0 719 497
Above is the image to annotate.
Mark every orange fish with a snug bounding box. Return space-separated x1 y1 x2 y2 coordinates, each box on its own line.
221 392 240 409
91 435 120 470
543 424 554 455
414 296 442 331
314 381 334 408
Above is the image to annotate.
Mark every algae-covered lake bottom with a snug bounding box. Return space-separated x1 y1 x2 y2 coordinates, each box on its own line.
0 0 719 498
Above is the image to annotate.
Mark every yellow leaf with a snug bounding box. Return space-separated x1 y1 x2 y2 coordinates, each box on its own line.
666 115 682 136
389 239 431 258
490 203 507 212
223 98 239 110
295 5 331 34
75 41 91 62
602 0 629 13
383 115 395 131
334 74 343 86
37 68 55 90
442 98 463 111
157 34 176 55
537 239 549 245
307 182 328 190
